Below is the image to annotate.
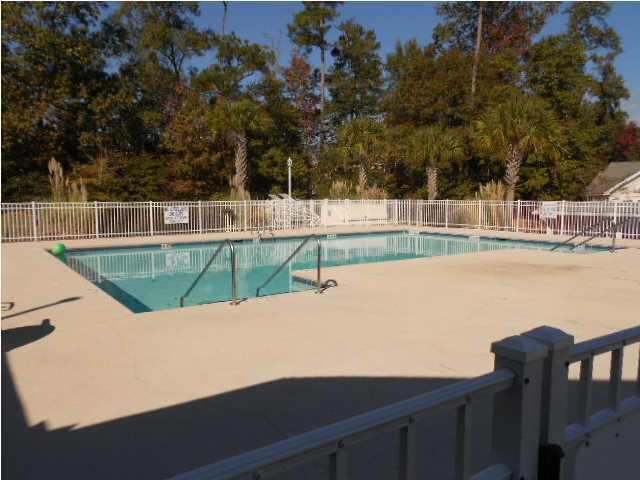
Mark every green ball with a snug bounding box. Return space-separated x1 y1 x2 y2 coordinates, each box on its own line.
51 243 66 256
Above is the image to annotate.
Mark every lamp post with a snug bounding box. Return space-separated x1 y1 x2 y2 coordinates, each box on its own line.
287 157 292 198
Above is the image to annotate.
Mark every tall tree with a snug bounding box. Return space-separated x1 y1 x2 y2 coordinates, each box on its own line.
565 2 628 123
434 2 558 56
283 52 320 165
329 20 383 122
221 1 229 35
111 2 209 81
470 2 484 100
104 1 209 151
196 33 275 193
287 1 341 113
408 126 464 200
524 34 601 199
385 41 475 127
2 1 107 200
473 96 564 201
434 2 557 101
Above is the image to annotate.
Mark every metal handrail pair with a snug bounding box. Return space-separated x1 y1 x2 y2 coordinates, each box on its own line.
576 217 636 252
550 216 637 252
549 217 610 251
256 235 322 297
179 240 238 307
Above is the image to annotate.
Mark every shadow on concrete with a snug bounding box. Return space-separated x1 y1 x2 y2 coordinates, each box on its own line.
1 355 638 480
1 297 81 320
2 319 55 352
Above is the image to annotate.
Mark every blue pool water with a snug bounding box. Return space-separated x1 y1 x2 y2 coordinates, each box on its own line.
61 231 606 313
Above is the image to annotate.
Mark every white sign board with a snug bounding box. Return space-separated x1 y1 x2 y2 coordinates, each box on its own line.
539 202 559 220
164 206 189 225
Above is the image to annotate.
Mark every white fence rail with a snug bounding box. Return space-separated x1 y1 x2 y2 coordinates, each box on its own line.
170 325 640 480
1 200 639 242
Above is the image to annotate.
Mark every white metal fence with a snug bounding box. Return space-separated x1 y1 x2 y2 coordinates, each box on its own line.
1 200 639 242
171 325 640 480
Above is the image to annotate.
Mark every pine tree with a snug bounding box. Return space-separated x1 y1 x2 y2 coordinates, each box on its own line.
329 20 383 123
287 2 342 113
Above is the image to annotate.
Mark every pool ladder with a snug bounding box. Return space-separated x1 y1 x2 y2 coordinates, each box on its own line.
179 239 239 307
550 217 636 252
256 235 323 297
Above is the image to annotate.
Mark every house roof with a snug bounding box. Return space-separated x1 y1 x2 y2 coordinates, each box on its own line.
585 161 640 197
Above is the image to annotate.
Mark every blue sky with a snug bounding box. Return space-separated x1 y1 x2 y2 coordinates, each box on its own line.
142 1 640 121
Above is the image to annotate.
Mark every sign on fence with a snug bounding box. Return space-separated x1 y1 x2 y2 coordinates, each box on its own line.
164 206 189 224
539 202 559 220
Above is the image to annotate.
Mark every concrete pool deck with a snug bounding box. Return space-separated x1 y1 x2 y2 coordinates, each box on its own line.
2 226 640 478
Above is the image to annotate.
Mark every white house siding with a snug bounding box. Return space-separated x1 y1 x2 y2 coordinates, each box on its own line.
609 174 640 202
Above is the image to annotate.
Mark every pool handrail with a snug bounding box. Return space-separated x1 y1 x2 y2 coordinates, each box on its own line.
568 217 636 252
179 239 238 307
549 217 609 251
256 235 322 297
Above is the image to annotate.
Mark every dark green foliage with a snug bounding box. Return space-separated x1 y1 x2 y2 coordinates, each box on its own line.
0 1 633 202
329 20 383 122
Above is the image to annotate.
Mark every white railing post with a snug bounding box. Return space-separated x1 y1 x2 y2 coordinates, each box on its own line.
523 327 573 444
94 201 99 238
560 201 566 236
366 200 370 225
198 201 203 234
345 199 349 225
445 199 449 229
523 326 574 479
613 202 622 239
478 200 483 228
244 200 248 231
395 199 399 225
490 333 548 478
149 201 154 236
31 202 38 241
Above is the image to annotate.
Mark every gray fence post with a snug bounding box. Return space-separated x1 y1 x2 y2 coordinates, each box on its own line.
198 201 203 234
524 327 574 480
524 326 573 445
491 333 548 478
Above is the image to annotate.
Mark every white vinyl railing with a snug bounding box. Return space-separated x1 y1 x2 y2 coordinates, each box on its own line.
170 325 640 480
1 200 639 242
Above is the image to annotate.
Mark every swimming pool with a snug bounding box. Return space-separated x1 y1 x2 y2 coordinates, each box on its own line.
61 231 607 312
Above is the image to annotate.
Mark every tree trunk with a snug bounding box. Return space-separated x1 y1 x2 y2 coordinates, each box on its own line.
504 144 522 202
221 1 228 35
358 158 368 193
426 165 438 200
233 130 248 192
471 2 483 100
320 46 326 113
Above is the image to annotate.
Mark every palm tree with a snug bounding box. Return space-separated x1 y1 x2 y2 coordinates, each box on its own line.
210 98 271 193
473 96 563 201
409 125 464 200
338 118 384 192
